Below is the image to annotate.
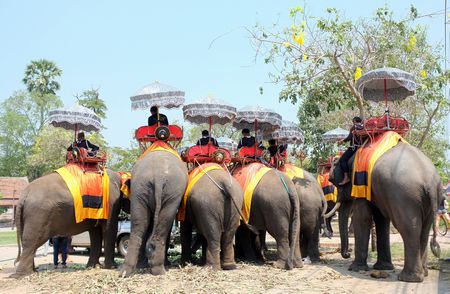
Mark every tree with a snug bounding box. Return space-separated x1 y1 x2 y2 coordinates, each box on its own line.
27 126 72 179
108 143 141 172
22 59 63 132
0 91 63 177
75 88 108 119
23 59 62 96
183 123 240 146
251 5 450 176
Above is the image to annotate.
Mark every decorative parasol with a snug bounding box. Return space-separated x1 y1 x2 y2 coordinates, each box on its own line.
233 105 282 135
216 137 237 151
47 104 101 141
182 94 236 126
322 127 349 143
265 120 304 145
356 67 416 105
130 81 185 110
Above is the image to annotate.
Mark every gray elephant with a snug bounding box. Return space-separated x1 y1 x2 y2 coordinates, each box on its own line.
180 165 244 270
329 142 442 282
285 165 327 262
12 170 127 278
121 148 188 276
234 163 302 269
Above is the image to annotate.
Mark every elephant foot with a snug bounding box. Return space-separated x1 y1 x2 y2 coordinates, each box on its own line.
86 262 101 269
348 261 369 272
222 262 237 270
398 270 424 283
423 267 429 277
206 263 221 271
294 257 304 268
150 265 166 275
103 260 118 269
310 256 321 264
373 261 394 270
341 251 351 259
9 271 31 279
120 265 134 278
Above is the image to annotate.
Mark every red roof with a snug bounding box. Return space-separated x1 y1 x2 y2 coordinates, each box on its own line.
0 177 29 207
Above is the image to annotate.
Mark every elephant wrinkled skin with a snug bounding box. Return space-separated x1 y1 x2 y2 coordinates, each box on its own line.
330 143 442 282
180 169 244 270
121 151 188 277
12 170 127 278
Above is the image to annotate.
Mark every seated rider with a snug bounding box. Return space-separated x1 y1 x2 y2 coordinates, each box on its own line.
267 139 286 157
67 132 99 156
196 130 219 147
337 116 363 186
237 128 265 149
148 106 169 126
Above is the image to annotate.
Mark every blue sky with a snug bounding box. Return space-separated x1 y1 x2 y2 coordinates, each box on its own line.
0 1 445 148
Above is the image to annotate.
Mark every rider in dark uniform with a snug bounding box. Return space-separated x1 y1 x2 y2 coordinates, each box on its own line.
148 106 169 126
196 130 219 147
337 116 363 186
67 132 99 154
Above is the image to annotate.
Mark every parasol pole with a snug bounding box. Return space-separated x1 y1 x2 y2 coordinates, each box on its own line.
254 119 258 155
384 78 390 129
208 115 212 155
74 123 78 142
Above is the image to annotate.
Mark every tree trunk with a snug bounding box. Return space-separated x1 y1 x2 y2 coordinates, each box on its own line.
417 101 441 148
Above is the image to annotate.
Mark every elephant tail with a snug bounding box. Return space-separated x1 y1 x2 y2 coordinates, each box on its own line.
279 173 299 270
151 179 163 242
14 189 27 266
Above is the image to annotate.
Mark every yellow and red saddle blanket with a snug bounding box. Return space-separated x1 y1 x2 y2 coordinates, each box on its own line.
233 163 271 223
317 172 337 202
118 172 132 198
55 164 109 223
351 131 408 201
139 140 181 161
284 163 304 180
177 163 223 221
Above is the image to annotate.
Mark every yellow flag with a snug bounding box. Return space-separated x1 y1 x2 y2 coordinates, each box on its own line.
354 67 362 81
303 54 308 61
283 41 291 48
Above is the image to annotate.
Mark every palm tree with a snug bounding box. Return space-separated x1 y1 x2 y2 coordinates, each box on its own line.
23 59 62 96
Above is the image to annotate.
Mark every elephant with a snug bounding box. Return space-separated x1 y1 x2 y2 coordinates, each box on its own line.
234 165 302 270
328 142 442 282
12 170 128 278
180 167 244 270
322 201 336 237
121 150 188 277
293 170 327 262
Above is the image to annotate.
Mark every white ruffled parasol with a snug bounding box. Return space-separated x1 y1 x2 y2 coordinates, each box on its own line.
130 81 185 110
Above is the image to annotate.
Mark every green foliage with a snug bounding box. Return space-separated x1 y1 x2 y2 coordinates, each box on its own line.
76 88 108 119
22 59 62 96
108 143 140 172
27 126 72 179
0 91 63 178
252 5 450 178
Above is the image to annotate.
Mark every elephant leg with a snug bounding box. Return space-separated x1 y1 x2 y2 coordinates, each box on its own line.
348 199 371 272
300 231 308 258
221 229 237 270
121 200 150 277
372 206 393 270
180 220 192 265
420 212 434 277
205 235 221 270
147 204 179 275
235 225 260 262
338 201 352 259
87 226 103 268
103 205 120 269
308 215 321 262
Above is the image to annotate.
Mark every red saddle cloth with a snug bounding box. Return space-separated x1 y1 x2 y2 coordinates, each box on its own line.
354 115 409 137
135 125 183 142
183 144 231 164
66 148 106 173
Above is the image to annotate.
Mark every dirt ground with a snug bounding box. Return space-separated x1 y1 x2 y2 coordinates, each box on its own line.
1 226 449 294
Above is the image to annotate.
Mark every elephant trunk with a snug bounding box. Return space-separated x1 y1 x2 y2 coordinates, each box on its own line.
324 202 341 218
338 201 351 259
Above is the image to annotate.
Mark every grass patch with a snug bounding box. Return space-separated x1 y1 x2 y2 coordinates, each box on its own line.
0 231 17 245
